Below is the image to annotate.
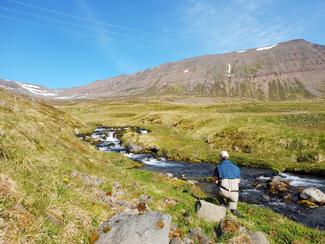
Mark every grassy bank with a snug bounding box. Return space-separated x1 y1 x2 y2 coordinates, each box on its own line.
56 98 325 176
1 90 324 243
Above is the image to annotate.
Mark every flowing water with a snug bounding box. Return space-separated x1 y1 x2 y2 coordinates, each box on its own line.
81 127 325 230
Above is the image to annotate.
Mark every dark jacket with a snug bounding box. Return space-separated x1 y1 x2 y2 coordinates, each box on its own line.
214 159 240 179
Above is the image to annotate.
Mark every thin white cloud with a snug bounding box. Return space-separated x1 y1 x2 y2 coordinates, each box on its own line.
178 0 304 53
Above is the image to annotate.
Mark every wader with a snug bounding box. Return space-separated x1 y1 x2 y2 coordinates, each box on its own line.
216 178 240 210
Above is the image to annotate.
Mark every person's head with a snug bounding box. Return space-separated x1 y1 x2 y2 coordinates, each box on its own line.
220 150 229 160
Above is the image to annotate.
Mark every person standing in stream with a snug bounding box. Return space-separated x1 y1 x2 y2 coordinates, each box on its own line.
213 151 241 217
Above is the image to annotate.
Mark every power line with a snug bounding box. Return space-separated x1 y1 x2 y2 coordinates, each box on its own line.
5 0 146 34
0 13 144 47
0 6 146 41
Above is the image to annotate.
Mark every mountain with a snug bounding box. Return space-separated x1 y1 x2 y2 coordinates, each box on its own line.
1 39 325 100
0 79 86 100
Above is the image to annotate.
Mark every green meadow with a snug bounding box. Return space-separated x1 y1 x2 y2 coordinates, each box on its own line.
57 97 325 176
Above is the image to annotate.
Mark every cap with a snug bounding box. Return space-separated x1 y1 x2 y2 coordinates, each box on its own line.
220 150 229 159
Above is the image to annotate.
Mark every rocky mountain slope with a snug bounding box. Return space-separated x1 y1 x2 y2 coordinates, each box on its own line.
1 39 325 100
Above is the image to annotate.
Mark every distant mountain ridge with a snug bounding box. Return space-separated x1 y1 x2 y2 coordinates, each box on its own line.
1 39 325 100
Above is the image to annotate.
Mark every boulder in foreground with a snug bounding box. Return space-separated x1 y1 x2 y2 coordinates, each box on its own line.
195 200 227 223
96 211 171 244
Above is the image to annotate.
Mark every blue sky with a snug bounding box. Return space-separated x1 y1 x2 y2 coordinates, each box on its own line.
0 0 324 88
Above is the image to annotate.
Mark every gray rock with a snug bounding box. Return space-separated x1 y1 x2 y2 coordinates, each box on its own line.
122 208 140 215
249 231 269 244
187 180 198 185
300 188 325 204
115 199 134 208
140 194 152 203
227 233 251 244
97 211 172 244
170 223 178 230
239 226 247 234
112 181 125 196
170 237 183 244
188 227 202 239
195 200 227 223
48 214 63 226
166 173 174 178
262 194 270 201
183 238 194 244
188 227 211 244
127 142 144 153
113 181 121 189
70 171 104 186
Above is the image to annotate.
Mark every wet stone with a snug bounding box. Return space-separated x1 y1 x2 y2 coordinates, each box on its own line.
267 176 290 195
300 188 325 204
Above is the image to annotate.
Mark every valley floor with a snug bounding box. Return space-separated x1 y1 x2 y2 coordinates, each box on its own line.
56 97 325 176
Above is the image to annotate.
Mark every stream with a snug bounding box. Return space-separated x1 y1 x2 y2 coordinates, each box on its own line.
81 126 325 230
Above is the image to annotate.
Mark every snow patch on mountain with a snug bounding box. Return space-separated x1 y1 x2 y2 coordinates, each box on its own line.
55 94 79 100
256 44 278 51
18 82 57 96
19 83 40 89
